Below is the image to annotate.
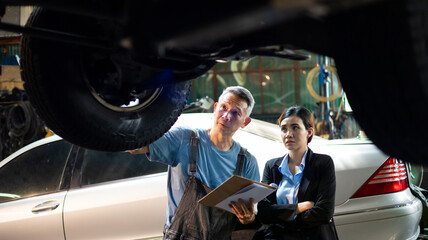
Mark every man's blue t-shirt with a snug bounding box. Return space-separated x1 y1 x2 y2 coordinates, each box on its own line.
149 126 260 226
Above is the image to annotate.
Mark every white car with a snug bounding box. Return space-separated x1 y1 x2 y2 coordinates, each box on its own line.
0 113 422 240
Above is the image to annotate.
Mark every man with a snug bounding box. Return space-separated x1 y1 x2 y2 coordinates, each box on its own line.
129 86 260 239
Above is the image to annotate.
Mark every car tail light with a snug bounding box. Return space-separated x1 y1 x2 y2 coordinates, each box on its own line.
351 157 408 198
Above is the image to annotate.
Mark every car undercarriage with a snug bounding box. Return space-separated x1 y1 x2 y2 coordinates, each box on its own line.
0 0 426 164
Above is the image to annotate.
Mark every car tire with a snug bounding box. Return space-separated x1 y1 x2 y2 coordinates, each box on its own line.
6 103 31 138
20 8 192 151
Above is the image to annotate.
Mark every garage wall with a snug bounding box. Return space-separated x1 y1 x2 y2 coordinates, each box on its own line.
0 6 33 37
190 51 343 123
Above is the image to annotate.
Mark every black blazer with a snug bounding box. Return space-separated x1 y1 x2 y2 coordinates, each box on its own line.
256 148 338 240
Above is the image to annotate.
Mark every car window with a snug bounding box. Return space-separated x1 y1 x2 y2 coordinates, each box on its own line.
80 150 167 186
0 140 72 203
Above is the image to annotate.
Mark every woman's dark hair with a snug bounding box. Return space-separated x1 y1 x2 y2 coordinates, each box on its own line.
278 106 315 143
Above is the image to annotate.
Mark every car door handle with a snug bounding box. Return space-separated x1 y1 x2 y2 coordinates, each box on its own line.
32 200 60 213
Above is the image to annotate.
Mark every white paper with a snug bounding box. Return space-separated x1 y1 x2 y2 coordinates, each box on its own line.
215 183 276 213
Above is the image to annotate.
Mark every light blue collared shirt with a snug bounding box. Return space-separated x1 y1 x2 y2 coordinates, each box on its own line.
276 149 308 205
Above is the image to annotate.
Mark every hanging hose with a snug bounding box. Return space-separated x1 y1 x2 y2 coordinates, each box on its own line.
231 61 250 86
306 65 343 102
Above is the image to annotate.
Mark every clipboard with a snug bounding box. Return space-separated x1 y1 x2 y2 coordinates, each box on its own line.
198 175 276 213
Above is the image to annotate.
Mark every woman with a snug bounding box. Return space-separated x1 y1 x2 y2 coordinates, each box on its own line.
254 106 338 240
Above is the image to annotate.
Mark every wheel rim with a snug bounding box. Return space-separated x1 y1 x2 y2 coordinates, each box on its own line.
80 51 164 112
87 85 163 112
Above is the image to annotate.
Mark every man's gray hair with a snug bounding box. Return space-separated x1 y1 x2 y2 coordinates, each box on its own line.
219 86 255 117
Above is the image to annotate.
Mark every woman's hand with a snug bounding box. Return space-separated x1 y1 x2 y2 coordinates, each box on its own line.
229 198 255 224
296 201 314 214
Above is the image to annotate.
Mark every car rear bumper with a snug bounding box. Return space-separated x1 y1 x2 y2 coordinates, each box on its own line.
334 189 422 240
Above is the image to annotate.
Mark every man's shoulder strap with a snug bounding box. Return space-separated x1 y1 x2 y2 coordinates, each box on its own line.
189 130 199 174
234 147 247 176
